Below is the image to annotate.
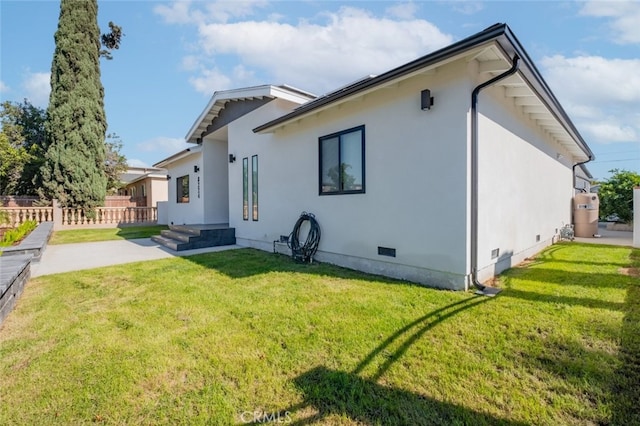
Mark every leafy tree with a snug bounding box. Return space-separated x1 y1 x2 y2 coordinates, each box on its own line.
0 133 28 195
598 169 640 223
0 100 46 195
104 133 128 194
40 0 122 208
327 163 356 191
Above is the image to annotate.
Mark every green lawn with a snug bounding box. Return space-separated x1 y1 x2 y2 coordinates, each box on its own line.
48 225 169 244
0 244 638 425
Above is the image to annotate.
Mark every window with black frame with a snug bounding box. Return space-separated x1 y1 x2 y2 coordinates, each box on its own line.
252 155 258 221
319 125 365 195
177 175 189 203
242 157 249 220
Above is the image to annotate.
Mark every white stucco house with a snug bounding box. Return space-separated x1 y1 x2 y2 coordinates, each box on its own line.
153 23 594 291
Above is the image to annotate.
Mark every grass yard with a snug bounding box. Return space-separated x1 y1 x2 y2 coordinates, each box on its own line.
48 225 169 245
0 244 638 425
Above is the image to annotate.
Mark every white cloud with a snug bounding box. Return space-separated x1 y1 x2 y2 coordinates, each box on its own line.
581 121 637 143
0 80 8 93
451 1 484 15
541 55 640 144
136 136 189 154
127 158 150 168
542 55 640 103
154 1 201 25
581 0 640 44
385 2 418 20
154 0 267 25
202 0 268 23
181 55 200 71
22 71 50 107
188 67 233 94
192 6 452 94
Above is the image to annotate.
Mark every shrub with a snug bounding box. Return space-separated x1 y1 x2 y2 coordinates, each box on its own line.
0 220 38 247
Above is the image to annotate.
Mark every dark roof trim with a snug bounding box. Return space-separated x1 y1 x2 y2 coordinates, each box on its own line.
152 146 200 168
254 23 510 133
253 23 594 161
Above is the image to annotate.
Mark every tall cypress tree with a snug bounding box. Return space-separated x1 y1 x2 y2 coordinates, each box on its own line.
41 0 108 208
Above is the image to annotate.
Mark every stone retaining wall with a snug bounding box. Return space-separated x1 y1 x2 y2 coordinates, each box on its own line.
0 255 31 326
0 221 54 326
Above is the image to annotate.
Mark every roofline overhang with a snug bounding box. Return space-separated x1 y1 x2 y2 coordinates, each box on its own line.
185 84 316 144
153 145 203 168
124 173 168 186
252 23 594 162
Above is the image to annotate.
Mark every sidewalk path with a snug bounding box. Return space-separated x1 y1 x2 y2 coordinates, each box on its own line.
573 226 633 247
31 238 240 277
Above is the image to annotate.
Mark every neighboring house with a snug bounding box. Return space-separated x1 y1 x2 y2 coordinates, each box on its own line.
155 23 594 291
575 163 593 194
118 166 168 207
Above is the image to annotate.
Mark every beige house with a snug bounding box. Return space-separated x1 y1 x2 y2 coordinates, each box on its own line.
118 167 168 207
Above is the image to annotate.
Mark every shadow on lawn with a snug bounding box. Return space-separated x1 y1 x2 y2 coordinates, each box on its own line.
184 248 421 287
504 267 628 289
244 296 526 426
500 288 624 311
611 252 640 425
503 246 640 424
535 243 631 267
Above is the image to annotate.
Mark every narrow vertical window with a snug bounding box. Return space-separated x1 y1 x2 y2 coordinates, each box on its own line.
242 157 249 220
252 155 258 221
177 175 189 203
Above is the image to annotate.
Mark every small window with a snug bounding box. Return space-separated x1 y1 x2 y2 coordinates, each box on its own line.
177 175 189 203
242 157 249 220
141 184 146 197
319 125 365 195
252 155 258 221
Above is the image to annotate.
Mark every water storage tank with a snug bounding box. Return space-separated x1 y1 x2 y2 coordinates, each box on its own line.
574 193 599 237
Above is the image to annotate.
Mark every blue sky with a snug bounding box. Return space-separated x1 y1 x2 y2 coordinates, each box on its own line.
1 0 639 181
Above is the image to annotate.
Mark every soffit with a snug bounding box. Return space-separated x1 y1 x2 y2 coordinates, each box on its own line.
473 45 589 162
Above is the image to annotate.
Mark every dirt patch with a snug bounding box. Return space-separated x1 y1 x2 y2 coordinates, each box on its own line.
518 257 539 267
619 267 640 277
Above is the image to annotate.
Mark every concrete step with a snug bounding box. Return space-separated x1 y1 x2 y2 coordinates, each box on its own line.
160 229 194 243
151 235 184 251
152 226 236 252
169 225 202 236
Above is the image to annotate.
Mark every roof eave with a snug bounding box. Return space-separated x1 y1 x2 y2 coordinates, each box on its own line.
185 84 316 143
153 145 203 168
252 24 594 163
253 23 510 134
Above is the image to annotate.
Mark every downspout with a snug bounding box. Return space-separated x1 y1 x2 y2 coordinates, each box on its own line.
470 54 520 296
572 159 591 193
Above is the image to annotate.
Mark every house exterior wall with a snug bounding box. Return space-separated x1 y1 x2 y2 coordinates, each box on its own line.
229 63 474 289
202 138 230 224
166 153 204 225
149 178 168 207
474 84 575 282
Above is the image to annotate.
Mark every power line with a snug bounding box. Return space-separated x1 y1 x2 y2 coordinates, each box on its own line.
593 158 640 164
594 150 640 157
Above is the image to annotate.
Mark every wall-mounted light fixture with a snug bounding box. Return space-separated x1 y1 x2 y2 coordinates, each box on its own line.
194 165 200 173
229 154 236 163
166 175 171 180
421 89 434 110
